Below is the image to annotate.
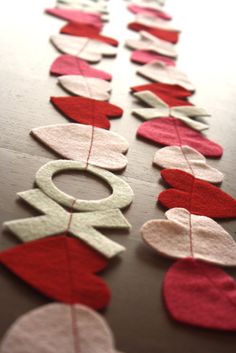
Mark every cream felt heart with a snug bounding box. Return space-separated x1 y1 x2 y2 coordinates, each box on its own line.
0 303 122 353
137 61 195 91
133 91 210 131
135 14 179 31
141 208 236 266
126 31 177 58
153 146 224 183
130 0 163 11
31 123 129 170
50 34 117 63
57 2 109 14
58 75 111 100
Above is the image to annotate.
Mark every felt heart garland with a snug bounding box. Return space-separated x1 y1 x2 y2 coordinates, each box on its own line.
0 303 122 353
128 22 179 43
50 96 123 129
50 54 112 80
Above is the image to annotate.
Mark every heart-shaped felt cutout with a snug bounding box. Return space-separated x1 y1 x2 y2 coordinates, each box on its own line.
154 146 223 183
0 304 121 353
58 75 111 100
159 169 236 218
164 258 236 331
141 208 236 266
131 50 176 65
128 22 179 43
50 96 123 129
60 22 119 46
135 14 180 32
45 8 103 30
50 34 117 63
137 61 194 91
128 4 172 21
31 123 129 170
131 82 193 100
137 117 223 157
0 235 110 308
50 54 112 80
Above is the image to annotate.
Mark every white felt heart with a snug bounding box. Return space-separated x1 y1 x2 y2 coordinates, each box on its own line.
137 61 194 91
141 208 236 266
133 91 210 131
0 303 121 353
153 146 224 183
126 31 177 58
50 34 117 63
131 0 162 11
31 123 128 170
135 14 179 31
57 1 109 14
58 75 111 100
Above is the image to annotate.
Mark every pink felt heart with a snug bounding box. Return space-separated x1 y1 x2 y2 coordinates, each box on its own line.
128 4 172 21
50 55 112 80
137 117 223 157
45 8 103 30
131 50 176 65
141 208 236 266
159 169 236 219
31 123 129 170
164 258 236 331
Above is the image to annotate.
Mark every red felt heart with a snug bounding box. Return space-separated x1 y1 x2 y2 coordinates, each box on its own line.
159 169 236 218
137 117 223 157
50 96 123 129
50 55 112 81
164 258 236 331
128 22 179 44
60 22 119 47
0 236 110 309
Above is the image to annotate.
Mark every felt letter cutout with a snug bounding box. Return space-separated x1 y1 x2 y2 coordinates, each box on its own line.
126 31 177 58
45 8 103 29
50 54 112 80
154 146 223 183
133 91 209 131
128 4 171 21
137 61 195 91
128 22 179 44
141 208 236 266
58 75 111 100
31 124 129 170
0 303 122 353
50 34 117 63
3 189 130 258
159 169 236 219
131 50 175 65
131 82 193 100
0 236 110 307
35 160 134 212
163 258 236 331
137 117 223 157
50 96 123 129
60 22 119 46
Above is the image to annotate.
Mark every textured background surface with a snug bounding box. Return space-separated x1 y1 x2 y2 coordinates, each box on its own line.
0 1 236 352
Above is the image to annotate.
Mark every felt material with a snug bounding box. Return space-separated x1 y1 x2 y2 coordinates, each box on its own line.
154 146 224 183
50 34 117 63
57 3 109 19
128 22 179 44
31 123 129 170
0 303 121 353
50 96 123 129
50 54 112 80
141 208 236 266
133 91 210 131
60 22 119 46
45 8 103 29
132 0 166 11
128 4 171 21
58 75 111 100
137 61 195 91
163 258 236 331
0 236 110 307
135 14 179 32
4 189 130 258
137 117 223 157
131 50 175 65
131 82 193 99
159 169 236 219
126 31 177 58
35 160 134 212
